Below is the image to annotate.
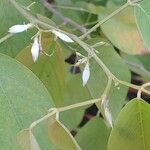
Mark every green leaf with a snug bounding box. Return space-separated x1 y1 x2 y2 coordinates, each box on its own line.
97 6 148 54
108 98 150 150
48 117 80 150
76 117 110 150
0 53 56 149
135 0 150 51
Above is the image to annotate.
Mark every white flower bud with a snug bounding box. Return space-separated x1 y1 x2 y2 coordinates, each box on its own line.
104 107 113 128
8 23 33 33
102 97 113 128
82 62 90 86
31 37 40 62
51 30 74 43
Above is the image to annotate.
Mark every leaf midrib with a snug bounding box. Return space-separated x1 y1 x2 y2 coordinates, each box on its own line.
137 100 146 150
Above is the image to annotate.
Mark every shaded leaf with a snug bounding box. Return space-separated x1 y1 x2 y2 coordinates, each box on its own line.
76 117 110 150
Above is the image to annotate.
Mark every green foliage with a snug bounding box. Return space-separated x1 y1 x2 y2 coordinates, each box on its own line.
0 0 150 149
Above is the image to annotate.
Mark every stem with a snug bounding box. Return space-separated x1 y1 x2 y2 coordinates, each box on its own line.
29 98 101 131
137 82 150 98
80 2 130 39
118 79 150 95
58 98 101 112
117 79 140 90
29 109 57 130
103 77 113 96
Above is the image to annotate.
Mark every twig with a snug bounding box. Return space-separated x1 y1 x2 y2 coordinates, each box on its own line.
58 98 101 112
137 82 150 98
41 0 87 34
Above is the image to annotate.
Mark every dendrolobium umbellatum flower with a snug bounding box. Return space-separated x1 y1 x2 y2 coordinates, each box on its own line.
82 61 90 86
51 30 74 43
8 23 33 33
31 36 40 62
101 96 113 128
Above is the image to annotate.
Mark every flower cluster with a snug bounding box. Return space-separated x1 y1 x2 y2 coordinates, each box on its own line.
8 23 92 87
75 53 91 86
31 36 40 62
8 23 74 62
82 62 90 86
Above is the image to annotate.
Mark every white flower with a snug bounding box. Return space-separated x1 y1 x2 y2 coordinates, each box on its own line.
82 62 90 86
8 23 33 33
51 30 74 43
31 37 40 62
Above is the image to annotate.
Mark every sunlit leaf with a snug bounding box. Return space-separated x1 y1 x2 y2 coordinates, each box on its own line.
90 4 149 55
